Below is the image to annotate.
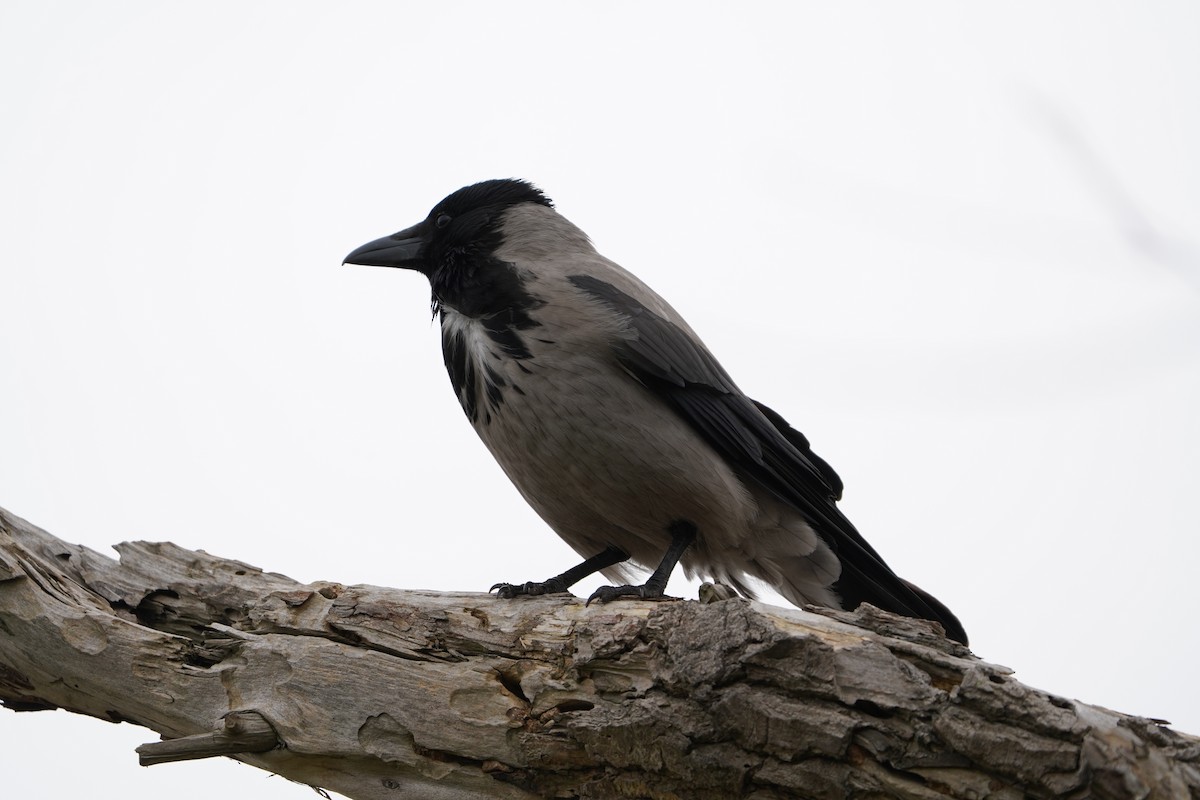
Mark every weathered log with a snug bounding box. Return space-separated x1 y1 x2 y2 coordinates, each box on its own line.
1 505 1197 799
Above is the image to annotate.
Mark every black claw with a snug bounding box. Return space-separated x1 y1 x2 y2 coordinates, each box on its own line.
490 579 569 599
585 583 668 606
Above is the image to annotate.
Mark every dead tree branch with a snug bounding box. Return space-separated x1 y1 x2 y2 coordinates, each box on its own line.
1 505 1197 799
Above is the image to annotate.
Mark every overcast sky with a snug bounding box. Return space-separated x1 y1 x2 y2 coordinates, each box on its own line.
2 3 1198 797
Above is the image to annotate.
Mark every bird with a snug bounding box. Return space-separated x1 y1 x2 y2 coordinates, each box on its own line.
344 178 968 645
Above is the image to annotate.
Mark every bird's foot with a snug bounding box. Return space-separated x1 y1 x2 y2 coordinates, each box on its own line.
490 578 570 599
585 583 674 606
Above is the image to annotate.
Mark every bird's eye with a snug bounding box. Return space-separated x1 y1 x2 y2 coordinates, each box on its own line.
435 213 452 229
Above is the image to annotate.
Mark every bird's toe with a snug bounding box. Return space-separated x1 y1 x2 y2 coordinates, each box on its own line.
585 583 671 606
490 579 569 598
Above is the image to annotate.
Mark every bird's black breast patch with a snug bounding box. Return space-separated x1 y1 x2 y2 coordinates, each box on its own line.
434 256 543 426
432 257 543 331
482 313 534 360
443 326 478 422
441 314 530 426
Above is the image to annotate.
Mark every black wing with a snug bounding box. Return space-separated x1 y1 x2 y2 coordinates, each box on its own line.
569 274 967 644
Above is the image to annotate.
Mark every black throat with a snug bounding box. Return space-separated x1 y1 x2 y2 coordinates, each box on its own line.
430 255 542 329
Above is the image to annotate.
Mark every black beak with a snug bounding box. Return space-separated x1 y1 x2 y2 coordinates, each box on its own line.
343 222 428 270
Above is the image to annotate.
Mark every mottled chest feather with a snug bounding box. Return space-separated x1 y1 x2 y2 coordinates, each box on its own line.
440 310 537 425
431 249 546 424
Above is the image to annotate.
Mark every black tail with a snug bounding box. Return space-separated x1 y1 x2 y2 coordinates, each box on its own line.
901 579 969 645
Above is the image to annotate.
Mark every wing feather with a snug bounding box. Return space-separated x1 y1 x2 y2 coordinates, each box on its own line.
568 274 967 644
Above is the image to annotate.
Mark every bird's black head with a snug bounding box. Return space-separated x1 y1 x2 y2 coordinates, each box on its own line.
344 179 553 319
343 179 552 276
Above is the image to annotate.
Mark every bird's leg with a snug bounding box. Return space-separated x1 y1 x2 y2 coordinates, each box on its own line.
491 545 629 598
586 520 697 605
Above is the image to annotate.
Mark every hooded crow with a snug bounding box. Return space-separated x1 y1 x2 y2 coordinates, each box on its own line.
345 178 968 645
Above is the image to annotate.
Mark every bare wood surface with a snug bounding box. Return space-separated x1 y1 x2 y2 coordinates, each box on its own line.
1 505 1198 799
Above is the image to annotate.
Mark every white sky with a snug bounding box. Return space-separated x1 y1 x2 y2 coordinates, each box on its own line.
2 3 1198 797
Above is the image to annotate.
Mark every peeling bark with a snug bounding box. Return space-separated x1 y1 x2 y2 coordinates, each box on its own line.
1 505 1197 799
